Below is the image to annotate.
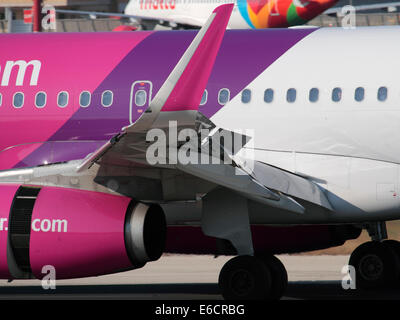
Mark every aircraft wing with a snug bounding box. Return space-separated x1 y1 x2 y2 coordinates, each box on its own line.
76 4 332 215
324 2 400 15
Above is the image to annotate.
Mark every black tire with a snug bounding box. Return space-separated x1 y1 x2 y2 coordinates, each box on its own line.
349 241 400 290
383 240 400 286
219 255 272 300
259 255 288 300
383 240 400 259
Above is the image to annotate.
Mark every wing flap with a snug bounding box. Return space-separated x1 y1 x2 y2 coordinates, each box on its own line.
176 156 306 214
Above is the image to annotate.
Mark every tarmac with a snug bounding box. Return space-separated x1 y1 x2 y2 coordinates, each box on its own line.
0 254 399 300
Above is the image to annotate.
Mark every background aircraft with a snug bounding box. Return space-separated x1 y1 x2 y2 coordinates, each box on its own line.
58 0 339 29
57 0 400 29
124 0 339 29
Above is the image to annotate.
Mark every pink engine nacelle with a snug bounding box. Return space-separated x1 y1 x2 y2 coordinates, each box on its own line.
0 185 166 280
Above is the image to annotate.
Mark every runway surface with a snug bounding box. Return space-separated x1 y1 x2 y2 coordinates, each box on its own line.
0 254 399 300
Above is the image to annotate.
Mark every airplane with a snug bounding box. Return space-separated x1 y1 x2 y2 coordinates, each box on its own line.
57 0 340 29
56 0 400 30
124 0 340 29
1 3 400 300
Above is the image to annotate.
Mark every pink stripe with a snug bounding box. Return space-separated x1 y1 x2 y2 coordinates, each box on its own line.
161 4 233 112
0 32 153 170
0 185 19 278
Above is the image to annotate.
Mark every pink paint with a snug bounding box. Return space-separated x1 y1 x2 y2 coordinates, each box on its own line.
161 4 233 112
0 143 44 170
29 187 133 279
0 32 153 169
0 185 20 278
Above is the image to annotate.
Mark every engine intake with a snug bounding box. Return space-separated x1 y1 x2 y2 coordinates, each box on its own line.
125 201 166 267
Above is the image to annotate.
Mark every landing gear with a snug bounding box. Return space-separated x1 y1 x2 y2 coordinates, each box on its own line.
260 255 288 300
349 241 400 289
382 239 400 256
218 255 288 300
349 222 400 290
382 240 400 288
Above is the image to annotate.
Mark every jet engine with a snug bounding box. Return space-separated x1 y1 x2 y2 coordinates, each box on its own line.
0 185 166 280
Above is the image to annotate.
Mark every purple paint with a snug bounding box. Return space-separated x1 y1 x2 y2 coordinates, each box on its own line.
15 29 315 169
203 29 315 118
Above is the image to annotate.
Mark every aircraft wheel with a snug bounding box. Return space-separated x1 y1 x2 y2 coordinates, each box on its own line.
259 255 288 300
383 240 400 286
218 255 272 300
349 241 400 290
383 240 400 259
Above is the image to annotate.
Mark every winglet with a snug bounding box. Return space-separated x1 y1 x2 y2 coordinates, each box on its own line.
129 3 234 132
160 3 233 112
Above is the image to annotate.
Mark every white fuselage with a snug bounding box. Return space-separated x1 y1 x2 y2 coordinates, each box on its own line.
212 27 400 221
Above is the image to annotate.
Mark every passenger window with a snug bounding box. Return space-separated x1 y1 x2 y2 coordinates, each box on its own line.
35 92 47 108
0 93 2 107
241 89 251 104
355 87 364 102
13 92 24 108
102 90 113 107
218 88 230 105
332 87 342 102
79 91 91 108
57 91 69 108
135 90 147 107
200 90 208 105
378 87 388 102
286 88 296 103
264 89 274 103
309 88 319 103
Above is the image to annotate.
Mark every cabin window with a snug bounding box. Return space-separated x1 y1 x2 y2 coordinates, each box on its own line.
35 92 47 108
264 89 274 103
355 87 364 102
309 88 319 103
13 92 24 108
135 90 147 107
79 91 91 108
332 87 342 102
218 88 230 105
286 88 296 103
378 87 388 101
101 90 113 107
0 93 2 107
57 91 69 108
241 89 251 104
200 90 208 105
